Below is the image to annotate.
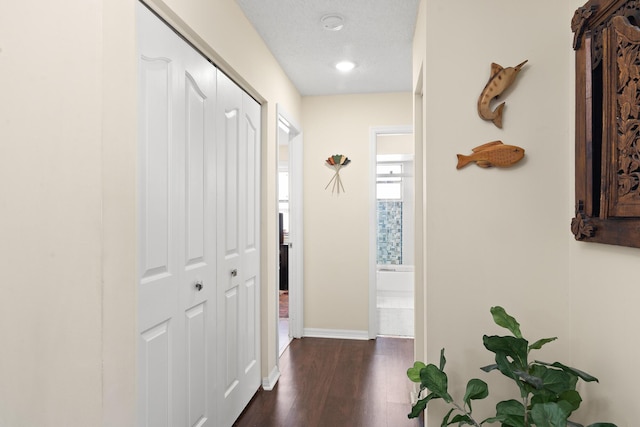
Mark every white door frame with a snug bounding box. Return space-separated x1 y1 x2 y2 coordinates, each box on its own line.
368 125 413 339
276 104 304 343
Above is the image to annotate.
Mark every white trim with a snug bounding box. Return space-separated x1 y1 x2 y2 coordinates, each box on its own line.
261 366 281 391
369 125 414 339
303 328 370 341
289 132 304 339
377 154 414 163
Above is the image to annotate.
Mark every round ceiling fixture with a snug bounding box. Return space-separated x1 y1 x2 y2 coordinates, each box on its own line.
335 61 356 72
321 14 345 31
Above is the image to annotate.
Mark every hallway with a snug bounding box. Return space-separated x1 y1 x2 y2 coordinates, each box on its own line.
233 337 422 427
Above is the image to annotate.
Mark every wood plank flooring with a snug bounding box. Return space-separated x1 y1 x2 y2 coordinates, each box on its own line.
233 337 424 427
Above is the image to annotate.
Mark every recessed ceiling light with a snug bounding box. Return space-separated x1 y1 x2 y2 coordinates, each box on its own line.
321 14 344 31
336 61 356 72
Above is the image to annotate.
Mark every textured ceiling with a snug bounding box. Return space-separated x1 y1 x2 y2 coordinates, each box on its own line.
236 0 420 96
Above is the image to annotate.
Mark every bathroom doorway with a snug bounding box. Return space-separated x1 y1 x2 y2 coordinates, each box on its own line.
369 126 414 338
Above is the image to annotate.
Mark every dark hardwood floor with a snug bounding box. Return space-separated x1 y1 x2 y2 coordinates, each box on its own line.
233 337 424 427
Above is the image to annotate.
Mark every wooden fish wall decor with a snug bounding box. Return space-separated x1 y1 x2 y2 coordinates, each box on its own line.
477 60 528 128
456 141 525 169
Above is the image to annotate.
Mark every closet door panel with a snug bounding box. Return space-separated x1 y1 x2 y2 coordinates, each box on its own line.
139 321 171 427
179 36 217 427
185 303 207 427
138 4 216 427
185 73 206 265
138 53 176 332
216 72 261 427
180 48 216 272
239 94 261 390
216 71 243 427
138 6 184 425
221 106 240 260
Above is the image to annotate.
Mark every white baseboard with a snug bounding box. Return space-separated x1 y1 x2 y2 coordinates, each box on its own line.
303 328 370 340
261 365 280 391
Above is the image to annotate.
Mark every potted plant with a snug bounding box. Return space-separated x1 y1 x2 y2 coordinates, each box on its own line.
407 306 617 427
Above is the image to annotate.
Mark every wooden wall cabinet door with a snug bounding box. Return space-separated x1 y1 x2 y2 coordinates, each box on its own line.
572 0 640 247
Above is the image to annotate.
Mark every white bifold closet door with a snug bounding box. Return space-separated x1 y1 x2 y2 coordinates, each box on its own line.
215 71 261 427
137 3 261 427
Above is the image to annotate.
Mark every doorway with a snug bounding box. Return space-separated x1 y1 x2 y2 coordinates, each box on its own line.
277 105 303 356
369 126 414 338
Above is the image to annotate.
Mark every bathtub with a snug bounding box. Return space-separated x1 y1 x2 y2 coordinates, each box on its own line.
376 265 414 297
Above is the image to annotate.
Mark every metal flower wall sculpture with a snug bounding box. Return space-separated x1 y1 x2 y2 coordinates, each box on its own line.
325 154 351 195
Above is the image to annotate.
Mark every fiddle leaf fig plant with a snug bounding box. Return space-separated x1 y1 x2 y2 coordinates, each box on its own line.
407 306 617 427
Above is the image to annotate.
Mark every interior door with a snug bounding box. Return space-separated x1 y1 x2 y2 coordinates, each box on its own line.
276 108 304 343
137 4 217 426
216 71 262 427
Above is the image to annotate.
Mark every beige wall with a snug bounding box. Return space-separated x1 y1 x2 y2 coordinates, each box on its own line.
417 0 633 425
0 1 104 426
301 93 412 334
377 134 414 155
0 0 301 426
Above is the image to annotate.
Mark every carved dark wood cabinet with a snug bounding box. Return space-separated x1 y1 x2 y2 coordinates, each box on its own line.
573 0 640 247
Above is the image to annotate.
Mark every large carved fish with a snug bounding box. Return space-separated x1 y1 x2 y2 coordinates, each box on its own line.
456 141 525 169
477 60 528 128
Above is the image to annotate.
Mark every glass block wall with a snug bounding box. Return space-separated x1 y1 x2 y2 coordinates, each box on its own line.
377 201 403 264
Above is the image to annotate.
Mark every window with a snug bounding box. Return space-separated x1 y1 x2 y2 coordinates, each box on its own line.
376 163 403 200
376 160 408 264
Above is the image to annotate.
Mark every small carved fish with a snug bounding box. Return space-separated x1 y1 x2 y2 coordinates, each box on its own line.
456 141 525 169
477 60 528 128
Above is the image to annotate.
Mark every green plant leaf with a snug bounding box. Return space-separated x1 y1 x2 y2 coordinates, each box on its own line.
450 413 475 425
408 392 438 418
529 337 557 351
558 389 582 413
567 421 584 427
535 361 599 383
529 364 575 395
513 369 544 389
531 390 559 406
483 415 525 427
557 399 576 418
494 352 517 378
547 370 577 395
408 398 426 418
481 399 526 427
496 399 526 416
440 408 454 427
463 378 488 411
529 402 568 427
420 364 453 402
482 400 526 427
440 348 446 371
491 352 528 397
483 335 529 370
490 306 523 338
407 361 427 383
481 415 507 426
480 363 498 372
